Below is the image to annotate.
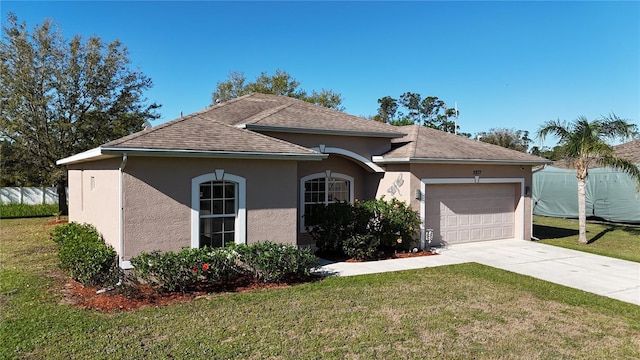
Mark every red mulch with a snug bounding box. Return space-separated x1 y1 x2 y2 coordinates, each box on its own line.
324 249 439 263
46 219 68 226
60 275 322 313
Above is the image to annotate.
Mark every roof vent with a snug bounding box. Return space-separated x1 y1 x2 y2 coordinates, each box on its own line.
143 120 153 130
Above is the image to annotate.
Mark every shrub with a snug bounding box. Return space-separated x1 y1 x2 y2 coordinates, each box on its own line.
305 202 354 254
342 234 380 261
130 242 319 292
0 203 59 218
51 222 120 287
129 246 241 293
234 242 319 283
358 196 421 251
307 197 421 258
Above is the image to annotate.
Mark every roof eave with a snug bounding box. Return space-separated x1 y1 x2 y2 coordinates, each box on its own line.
57 146 327 165
241 124 405 138
373 156 552 166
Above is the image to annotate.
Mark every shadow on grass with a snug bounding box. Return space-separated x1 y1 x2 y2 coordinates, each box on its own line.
533 224 578 240
622 226 640 236
587 228 614 244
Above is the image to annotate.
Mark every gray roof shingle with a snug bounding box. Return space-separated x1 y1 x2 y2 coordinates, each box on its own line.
104 113 318 155
196 93 404 137
382 125 550 164
614 139 640 163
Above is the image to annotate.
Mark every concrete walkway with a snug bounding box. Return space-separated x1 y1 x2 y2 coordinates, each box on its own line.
315 239 640 306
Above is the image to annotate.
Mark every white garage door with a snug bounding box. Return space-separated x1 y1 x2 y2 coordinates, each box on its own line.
424 183 516 245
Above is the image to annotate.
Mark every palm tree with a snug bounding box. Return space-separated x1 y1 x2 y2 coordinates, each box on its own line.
537 114 640 244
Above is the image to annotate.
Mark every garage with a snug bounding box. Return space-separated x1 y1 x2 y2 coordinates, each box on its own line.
424 183 517 245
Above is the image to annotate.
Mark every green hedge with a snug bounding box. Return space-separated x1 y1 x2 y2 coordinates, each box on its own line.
130 242 319 293
51 222 121 287
0 203 59 218
307 196 421 260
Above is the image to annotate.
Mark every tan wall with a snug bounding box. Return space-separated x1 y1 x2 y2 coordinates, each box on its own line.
121 157 299 260
406 163 534 240
375 170 413 204
263 132 393 161
67 158 122 250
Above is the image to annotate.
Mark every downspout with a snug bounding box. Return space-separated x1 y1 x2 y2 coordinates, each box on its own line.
119 153 129 269
530 164 547 240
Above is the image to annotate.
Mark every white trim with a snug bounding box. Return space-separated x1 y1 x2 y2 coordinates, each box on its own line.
310 146 385 173
374 156 550 166
299 172 355 233
57 146 326 165
191 172 246 248
57 147 108 165
118 154 127 268
420 177 526 245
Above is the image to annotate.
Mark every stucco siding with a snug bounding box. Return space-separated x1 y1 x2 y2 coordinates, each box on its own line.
67 158 121 250
121 157 298 260
264 132 392 163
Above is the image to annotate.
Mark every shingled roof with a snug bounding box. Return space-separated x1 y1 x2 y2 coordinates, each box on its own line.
377 125 550 165
614 139 640 163
103 113 318 155
193 93 404 138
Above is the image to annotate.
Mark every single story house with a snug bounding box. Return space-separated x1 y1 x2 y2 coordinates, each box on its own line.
57 93 550 268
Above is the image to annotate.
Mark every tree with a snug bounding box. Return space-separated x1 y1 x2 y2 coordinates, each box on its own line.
537 115 640 244
530 145 566 160
476 128 531 153
211 70 344 110
0 14 160 213
374 92 462 133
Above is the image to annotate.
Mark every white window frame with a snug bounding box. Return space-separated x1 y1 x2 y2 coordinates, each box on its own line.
299 172 354 233
191 171 246 248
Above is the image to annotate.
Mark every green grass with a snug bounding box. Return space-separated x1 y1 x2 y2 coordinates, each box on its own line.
534 215 640 262
2 217 640 359
0 203 59 218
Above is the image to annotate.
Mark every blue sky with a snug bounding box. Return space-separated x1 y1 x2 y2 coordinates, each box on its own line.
2 1 639 148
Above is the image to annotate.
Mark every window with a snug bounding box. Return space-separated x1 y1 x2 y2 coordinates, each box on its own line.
191 172 246 248
199 180 236 248
300 172 354 231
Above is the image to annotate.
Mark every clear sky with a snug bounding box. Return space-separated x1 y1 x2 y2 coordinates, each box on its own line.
2 1 639 147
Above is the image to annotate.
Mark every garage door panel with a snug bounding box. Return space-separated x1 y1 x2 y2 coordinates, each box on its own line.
424 183 517 245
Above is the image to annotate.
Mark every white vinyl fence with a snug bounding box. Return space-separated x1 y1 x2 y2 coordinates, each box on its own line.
0 187 68 205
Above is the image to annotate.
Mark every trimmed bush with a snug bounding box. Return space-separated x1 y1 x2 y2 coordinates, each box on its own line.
129 246 241 293
305 202 355 254
0 203 59 218
307 197 421 259
235 242 319 283
51 222 120 287
130 242 319 292
342 234 380 261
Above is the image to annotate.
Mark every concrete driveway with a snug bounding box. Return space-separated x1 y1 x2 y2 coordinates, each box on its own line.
315 239 640 306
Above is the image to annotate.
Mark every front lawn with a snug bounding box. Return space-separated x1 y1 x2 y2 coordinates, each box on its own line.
533 215 640 262
2 217 640 359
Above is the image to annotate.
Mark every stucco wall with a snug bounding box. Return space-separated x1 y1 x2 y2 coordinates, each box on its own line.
263 132 393 162
121 157 299 260
67 158 121 250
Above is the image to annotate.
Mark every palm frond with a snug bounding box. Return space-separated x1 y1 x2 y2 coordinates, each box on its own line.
596 156 640 188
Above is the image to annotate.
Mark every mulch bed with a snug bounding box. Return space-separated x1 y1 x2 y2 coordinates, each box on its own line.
60 274 323 313
321 249 438 263
58 250 437 313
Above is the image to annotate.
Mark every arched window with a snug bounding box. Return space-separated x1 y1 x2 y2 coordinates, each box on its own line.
300 172 354 232
191 172 246 248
